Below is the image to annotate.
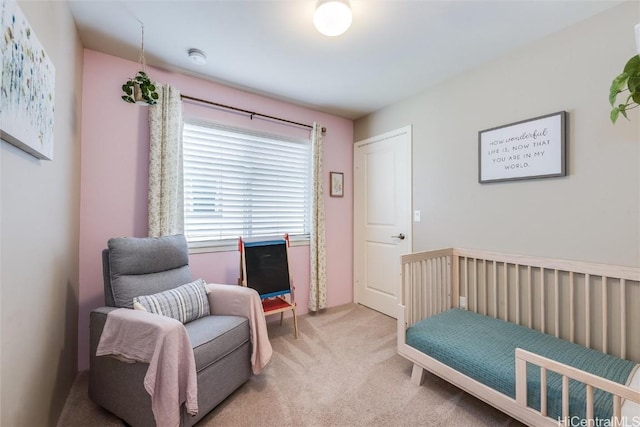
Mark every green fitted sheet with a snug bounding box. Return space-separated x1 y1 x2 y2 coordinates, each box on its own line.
405 309 637 422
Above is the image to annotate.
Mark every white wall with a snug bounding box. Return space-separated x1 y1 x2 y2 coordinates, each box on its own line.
0 1 83 425
355 2 640 267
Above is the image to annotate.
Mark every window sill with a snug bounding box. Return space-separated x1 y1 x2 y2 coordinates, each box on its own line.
188 236 310 254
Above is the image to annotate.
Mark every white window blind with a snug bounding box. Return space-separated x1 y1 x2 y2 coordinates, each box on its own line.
183 120 312 249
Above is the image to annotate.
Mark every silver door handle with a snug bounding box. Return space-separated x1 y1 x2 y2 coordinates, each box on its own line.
391 233 405 240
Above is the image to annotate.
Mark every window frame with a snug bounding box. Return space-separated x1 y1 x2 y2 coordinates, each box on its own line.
182 119 312 253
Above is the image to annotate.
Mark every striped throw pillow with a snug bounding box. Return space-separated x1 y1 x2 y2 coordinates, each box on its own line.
133 279 210 324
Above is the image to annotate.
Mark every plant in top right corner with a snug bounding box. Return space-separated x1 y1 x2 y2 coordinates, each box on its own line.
609 55 640 123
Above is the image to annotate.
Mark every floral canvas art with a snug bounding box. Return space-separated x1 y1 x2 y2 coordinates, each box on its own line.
1 0 55 160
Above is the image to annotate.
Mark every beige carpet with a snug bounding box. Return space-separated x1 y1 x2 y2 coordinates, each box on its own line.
58 304 524 427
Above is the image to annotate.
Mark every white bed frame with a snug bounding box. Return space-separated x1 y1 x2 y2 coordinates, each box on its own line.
398 248 640 426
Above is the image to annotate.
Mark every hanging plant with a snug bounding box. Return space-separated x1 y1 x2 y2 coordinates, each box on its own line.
122 71 158 105
121 22 159 106
609 55 640 123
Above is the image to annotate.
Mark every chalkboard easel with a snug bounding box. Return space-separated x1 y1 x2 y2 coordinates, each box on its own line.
238 235 299 338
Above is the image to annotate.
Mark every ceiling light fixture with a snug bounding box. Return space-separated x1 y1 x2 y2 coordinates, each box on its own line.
188 48 207 65
313 0 352 37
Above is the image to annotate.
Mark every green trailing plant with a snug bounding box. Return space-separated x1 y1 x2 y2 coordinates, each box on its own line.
609 55 640 123
121 71 159 105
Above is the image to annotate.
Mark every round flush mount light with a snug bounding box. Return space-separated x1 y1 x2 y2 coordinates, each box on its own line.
188 48 207 65
313 0 352 37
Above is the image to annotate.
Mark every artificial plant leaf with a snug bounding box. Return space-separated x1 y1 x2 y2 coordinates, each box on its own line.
627 73 640 94
610 107 620 123
609 72 628 106
623 55 640 74
619 104 629 120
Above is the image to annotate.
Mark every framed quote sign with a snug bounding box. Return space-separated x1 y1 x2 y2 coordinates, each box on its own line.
478 111 566 183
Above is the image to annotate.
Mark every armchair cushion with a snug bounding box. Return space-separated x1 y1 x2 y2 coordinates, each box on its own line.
134 278 210 324
184 315 250 372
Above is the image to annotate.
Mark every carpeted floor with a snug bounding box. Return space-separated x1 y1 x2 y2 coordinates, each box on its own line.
57 303 524 427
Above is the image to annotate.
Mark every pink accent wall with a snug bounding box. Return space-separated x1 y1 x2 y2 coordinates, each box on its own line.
78 49 354 370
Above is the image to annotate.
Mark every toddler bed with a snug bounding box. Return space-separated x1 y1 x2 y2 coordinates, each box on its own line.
397 248 640 426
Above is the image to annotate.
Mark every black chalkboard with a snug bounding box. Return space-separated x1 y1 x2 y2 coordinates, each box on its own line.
243 239 291 299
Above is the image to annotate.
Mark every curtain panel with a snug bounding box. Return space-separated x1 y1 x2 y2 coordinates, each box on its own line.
309 122 327 312
148 84 184 237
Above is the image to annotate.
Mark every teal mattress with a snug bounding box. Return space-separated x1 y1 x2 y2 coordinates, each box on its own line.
405 309 637 422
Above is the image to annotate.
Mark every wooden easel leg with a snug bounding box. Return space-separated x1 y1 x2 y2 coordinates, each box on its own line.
292 308 299 339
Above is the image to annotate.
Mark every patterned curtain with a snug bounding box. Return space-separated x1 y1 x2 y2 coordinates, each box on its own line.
148 84 184 237
309 122 327 312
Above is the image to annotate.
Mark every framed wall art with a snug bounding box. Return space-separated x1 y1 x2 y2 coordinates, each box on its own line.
1 0 56 160
330 172 343 197
478 111 566 183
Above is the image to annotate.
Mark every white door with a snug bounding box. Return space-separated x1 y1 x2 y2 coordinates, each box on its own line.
354 126 412 318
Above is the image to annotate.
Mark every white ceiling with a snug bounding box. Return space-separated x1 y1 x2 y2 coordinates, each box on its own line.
68 0 621 120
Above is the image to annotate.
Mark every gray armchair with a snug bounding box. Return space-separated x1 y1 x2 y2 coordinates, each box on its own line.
89 234 253 426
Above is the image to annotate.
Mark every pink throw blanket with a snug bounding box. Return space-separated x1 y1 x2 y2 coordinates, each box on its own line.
206 283 273 374
96 308 197 427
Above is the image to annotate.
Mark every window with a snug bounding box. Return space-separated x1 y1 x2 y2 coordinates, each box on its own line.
183 120 312 250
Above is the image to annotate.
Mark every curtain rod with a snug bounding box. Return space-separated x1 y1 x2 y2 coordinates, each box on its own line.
181 94 326 133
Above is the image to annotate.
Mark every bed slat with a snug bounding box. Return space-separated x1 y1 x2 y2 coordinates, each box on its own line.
554 269 559 338
602 276 608 354
562 375 569 421
515 264 521 325
540 268 546 334
620 279 626 359
527 265 532 329
540 367 547 416
585 274 591 349
585 384 594 421
503 263 508 321
569 272 575 343
613 396 621 421
493 260 498 318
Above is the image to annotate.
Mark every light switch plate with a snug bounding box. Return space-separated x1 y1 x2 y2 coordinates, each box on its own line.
414 210 421 222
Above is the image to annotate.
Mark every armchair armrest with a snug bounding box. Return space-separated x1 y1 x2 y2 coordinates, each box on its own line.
205 283 273 374
89 306 155 427
93 307 198 425
90 306 119 354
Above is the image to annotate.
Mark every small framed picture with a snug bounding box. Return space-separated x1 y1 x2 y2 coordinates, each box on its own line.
330 172 344 197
